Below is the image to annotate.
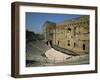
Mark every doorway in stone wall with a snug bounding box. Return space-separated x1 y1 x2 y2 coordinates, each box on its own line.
83 44 85 50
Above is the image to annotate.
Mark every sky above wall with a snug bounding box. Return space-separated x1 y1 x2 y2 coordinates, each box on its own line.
26 12 83 33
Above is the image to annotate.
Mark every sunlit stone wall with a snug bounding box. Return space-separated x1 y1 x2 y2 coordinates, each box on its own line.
43 15 89 55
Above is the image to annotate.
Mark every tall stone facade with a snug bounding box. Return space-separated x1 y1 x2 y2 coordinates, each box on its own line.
43 15 89 55
42 21 56 42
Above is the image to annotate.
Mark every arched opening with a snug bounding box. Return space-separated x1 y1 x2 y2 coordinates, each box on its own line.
68 28 71 32
46 39 52 47
49 40 52 47
67 40 70 46
74 42 76 48
58 40 59 46
83 44 85 50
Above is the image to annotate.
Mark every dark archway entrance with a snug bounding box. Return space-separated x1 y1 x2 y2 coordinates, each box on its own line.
58 40 59 46
83 44 85 50
49 40 52 47
46 39 52 47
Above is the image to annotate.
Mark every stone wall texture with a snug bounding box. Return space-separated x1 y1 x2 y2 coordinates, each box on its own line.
43 15 89 55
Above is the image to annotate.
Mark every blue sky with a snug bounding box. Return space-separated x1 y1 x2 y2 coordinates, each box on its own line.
26 12 82 33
